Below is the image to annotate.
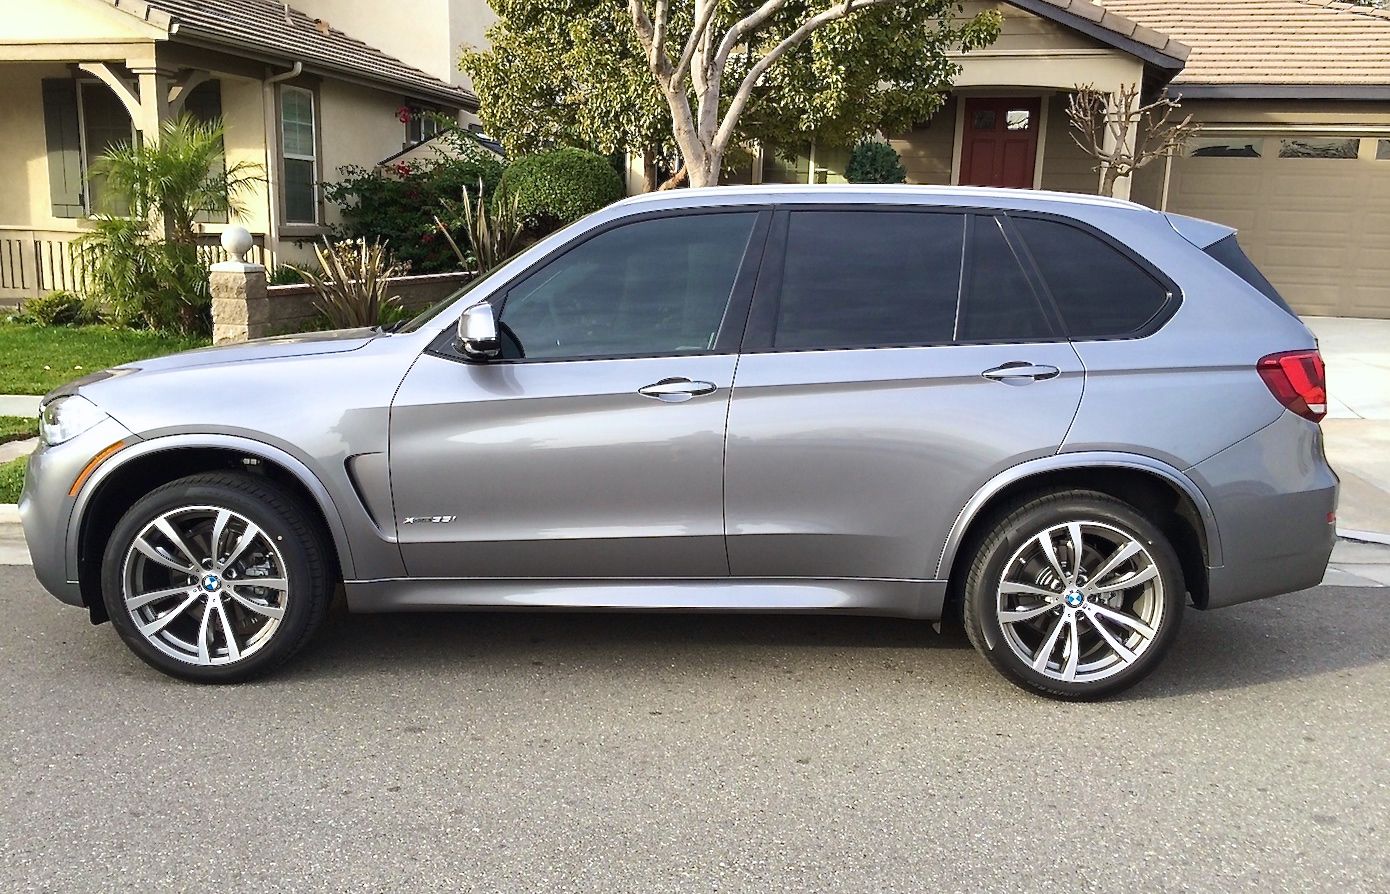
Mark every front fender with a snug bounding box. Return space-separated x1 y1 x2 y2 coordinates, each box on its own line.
67 433 360 582
934 451 1222 579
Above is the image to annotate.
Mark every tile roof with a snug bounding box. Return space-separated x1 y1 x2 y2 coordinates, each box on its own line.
1020 0 1190 66
103 0 475 108
1103 0 1390 86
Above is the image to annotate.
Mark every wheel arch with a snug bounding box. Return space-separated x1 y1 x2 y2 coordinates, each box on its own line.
70 435 353 619
937 454 1219 610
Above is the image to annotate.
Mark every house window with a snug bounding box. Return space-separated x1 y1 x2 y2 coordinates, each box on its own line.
1278 137 1359 159
78 82 135 214
1189 137 1264 158
1377 139 1390 160
407 108 442 145
280 85 318 224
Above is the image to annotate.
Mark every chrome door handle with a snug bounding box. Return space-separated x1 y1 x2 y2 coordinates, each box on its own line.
637 377 718 402
981 362 1061 384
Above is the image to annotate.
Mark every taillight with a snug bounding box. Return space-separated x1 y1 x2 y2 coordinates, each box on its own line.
1257 350 1326 422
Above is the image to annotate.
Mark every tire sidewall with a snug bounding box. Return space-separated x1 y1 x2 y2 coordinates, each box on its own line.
102 477 321 683
966 495 1185 699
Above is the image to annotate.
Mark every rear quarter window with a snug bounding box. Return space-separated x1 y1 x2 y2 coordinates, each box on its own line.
1202 234 1297 317
1009 216 1172 339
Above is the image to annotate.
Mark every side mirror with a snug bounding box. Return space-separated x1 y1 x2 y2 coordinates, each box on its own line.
455 300 500 360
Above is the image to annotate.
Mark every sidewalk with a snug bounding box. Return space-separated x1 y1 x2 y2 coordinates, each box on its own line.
1304 316 1390 539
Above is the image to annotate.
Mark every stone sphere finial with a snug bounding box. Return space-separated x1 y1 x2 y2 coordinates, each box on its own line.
221 226 254 263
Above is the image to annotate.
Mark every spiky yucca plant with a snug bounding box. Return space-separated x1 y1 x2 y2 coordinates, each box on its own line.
296 238 407 329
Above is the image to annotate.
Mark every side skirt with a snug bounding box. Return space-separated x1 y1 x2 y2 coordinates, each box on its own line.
344 577 949 620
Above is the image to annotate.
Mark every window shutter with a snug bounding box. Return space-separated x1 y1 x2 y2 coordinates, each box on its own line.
42 78 84 218
185 81 229 224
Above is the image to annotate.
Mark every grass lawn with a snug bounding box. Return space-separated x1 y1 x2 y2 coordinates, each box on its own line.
0 457 25 503
0 416 38 444
0 323 208 396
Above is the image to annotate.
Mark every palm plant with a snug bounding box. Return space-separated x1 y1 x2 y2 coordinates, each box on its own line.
78 115 261 333
435 181 525 275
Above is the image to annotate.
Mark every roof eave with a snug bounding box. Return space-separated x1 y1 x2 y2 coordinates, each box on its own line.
168 24 478 111
1008 0 1189 73
1172 83 1390 101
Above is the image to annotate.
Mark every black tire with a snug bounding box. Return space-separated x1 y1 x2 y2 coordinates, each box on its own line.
101 472 333 683
962 490 1185 700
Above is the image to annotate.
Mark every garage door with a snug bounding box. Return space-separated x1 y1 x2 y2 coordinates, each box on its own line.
1166 134 1390 319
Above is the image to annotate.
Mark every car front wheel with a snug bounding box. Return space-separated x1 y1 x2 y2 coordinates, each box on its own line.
963 490 1185 700
101 472 332 682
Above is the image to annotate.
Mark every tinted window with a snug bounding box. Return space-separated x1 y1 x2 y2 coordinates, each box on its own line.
774 211 963 349
1011 217 1169 338
957 216 1051 342
499 212 757 360
1204 234 1295 317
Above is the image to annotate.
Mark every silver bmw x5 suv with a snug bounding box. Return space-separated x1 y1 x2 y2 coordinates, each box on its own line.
21 185 1337 699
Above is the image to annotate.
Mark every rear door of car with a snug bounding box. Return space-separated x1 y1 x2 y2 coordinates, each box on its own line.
723 206 1085 582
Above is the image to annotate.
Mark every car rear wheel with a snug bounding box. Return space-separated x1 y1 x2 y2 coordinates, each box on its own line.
101 472 332 682
962 490 1185 700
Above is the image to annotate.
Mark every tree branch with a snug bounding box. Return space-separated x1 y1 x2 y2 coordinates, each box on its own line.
715 0 900 152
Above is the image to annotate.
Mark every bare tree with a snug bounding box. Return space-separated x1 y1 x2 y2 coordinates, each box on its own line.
1067 83 1200 197
626 0 909 189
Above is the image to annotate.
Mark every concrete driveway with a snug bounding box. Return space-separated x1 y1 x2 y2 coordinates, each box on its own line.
2 567 1387 893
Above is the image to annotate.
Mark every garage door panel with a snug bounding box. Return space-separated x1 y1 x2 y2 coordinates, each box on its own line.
1166 136 1390 319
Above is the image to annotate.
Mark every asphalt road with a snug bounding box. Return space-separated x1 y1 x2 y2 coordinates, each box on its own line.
2 567 1387 893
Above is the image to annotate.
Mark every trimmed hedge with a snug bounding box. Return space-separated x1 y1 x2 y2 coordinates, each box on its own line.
846 141 908 184
499 148 624 235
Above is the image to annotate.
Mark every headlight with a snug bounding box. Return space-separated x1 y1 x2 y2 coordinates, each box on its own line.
40 395 109 446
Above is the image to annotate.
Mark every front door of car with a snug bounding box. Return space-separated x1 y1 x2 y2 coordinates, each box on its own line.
390 208 769 579
724 208 1084 582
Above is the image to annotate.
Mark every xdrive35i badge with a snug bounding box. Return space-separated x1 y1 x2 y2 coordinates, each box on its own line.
401 516 457 525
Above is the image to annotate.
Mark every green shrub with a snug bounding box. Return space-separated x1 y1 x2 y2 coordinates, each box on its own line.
846 141 908 184
498 147 624 235
324 128 505 274
25 290 96 327
268 265 305 285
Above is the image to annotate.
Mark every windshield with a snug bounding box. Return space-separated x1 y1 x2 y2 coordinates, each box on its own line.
393 265 508 334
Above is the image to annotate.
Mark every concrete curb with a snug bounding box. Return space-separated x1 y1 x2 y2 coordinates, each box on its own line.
1338 528 1390 547
0 504 16 523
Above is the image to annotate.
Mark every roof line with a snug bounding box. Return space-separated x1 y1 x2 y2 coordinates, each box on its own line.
1173 84 1390 101
96 0 476 109
1008 0 1190 70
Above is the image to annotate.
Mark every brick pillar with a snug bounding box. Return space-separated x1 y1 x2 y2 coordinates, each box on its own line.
210 261 269 344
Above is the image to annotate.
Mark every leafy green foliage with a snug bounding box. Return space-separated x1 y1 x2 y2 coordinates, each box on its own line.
268 265 306 286
845 141 907 183
461 1 672 159
462 0 1002 176
78 116 261 334
497 148 624 234
294 239 408 329
24 291 102 327
323 127 505 273
0 322 206 395
441 189 526 274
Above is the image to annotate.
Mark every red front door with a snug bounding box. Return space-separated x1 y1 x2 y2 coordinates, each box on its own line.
960 97 1041 189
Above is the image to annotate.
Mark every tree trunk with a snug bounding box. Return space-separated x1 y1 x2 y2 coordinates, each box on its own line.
1099 165 1120 198
657 164 689 191
642 150 660 193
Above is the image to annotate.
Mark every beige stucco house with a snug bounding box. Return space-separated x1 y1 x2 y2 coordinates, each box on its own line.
710 0 1390 319
0 0 478 303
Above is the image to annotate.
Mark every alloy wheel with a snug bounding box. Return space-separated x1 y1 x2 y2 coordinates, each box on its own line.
121 505 290 666
995 520 1165 684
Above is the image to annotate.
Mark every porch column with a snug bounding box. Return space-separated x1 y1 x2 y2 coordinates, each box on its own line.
129 64 175 141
